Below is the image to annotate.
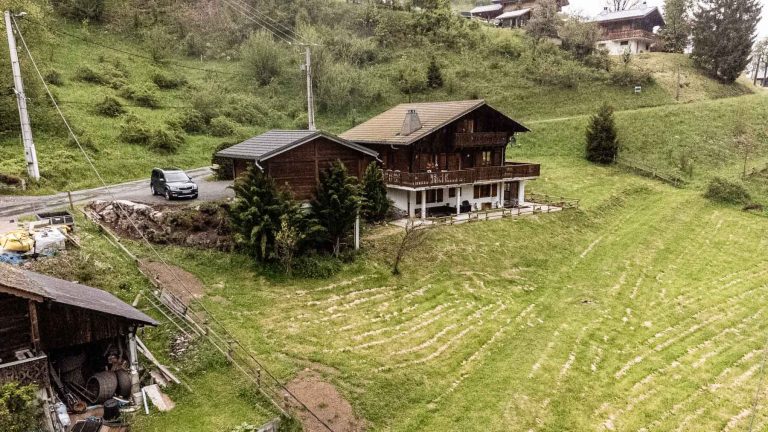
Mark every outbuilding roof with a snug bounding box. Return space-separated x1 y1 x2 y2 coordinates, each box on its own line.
0 264 158 326
215 130 379 161
470 3 502 14
592 6 665 25
339 100 529 146
497 8 531 20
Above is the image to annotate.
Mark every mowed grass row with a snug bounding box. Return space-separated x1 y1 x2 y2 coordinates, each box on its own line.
117 155 768 432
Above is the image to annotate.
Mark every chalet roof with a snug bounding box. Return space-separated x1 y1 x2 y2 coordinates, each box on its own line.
470 3 502 14
339 100 529 146
497 8 531 19
592 6 665 25
492 0 568 5
215 130 379 161
0 264 158 326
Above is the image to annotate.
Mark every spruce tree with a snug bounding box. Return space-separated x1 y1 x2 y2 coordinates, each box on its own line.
361 162 390 222
426 57 444 89
659 0 692 53
691 0 762 83
311 161 362 256
585 104 619 164
228 166 294 261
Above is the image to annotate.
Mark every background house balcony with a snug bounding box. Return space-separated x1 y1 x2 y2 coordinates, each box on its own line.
454 132 509 149
600 29 657 41
382 163 540 187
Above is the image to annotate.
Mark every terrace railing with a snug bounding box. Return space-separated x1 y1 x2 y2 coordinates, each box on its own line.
382 163 540 187
601 29 657 41
454 132 509 149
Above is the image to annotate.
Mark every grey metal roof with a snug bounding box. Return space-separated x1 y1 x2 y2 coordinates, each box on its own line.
497 8 531 19
592 6 664 24
0 264 158 326
215 130 379 161
470 4 502 14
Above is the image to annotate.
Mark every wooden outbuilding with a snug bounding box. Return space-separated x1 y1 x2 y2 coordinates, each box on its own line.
215 130 380 200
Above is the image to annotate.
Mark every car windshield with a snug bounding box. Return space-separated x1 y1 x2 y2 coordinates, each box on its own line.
165 172 190 182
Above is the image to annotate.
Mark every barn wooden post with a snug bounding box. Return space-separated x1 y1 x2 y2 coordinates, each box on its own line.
27 300 40 353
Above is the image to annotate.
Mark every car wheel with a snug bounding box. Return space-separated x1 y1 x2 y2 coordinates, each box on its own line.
151 185 156 196
192 194 198 200
165 190 171 200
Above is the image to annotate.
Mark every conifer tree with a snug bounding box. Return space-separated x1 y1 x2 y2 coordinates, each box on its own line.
659 0 692 53
426 57 444 89
361 162 390 222
311 161 362 256
585 104 619 164
691 0 762 83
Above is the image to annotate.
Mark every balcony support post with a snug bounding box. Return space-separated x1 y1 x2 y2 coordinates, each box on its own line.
518 180 526 205
456 187 461 215
408 191 415 219
421 190 427 220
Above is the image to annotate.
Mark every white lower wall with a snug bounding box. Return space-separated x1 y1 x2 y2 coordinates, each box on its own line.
388 180 526 217
597 39 651 55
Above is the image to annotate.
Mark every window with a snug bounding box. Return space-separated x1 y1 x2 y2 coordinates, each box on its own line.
480 151 492 166
449 188 456 198
473 184 498 199
620 41 629 46
457 118 475 133
416 189 444 204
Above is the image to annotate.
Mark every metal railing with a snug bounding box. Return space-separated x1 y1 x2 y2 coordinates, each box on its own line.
381 163 540 187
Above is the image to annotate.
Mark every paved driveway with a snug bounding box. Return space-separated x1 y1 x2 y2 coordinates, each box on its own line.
0 167 234 220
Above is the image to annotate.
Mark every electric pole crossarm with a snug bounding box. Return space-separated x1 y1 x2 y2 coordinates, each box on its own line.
4 11 39 181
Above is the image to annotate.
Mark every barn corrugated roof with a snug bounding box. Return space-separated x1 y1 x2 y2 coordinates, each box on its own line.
339 100 529 146
0 264 158 326
497 8 531 19
215 130 379 161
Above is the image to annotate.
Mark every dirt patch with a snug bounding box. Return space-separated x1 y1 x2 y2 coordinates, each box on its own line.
86 200 233 250
139 259 206 305
284 370 365 432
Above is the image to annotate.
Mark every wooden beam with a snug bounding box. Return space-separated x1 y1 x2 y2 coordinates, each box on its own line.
28 300 41 353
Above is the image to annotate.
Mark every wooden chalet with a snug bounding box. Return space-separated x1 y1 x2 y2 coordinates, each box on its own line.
215 130 379 201
488 0 569 28
591 4 665 55
0 265 157 429
340 100 539 219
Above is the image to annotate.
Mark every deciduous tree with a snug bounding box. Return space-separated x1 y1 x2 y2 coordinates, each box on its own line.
585 103 619 164
392 219 429 276
526 0 561 41
691 0 762 83
606 0 640 12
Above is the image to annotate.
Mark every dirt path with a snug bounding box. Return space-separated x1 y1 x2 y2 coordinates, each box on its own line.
284 370 365 432
139 259 206 305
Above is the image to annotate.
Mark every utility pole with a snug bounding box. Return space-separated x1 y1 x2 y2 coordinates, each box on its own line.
302 45 316 131
755 55 762 86
4 11 39 181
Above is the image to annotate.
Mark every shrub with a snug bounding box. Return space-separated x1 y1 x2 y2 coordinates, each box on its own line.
74 64 126 88
609 66 654 87
175 110 207 134
293 254 342 279
241 31 284 86
212 141 237 180
0 382 40 432
118 114 152 145
45 69 64 86
426 57 444 89
152 71 187 90
704 177 752 205
0 173 23 187
95 96 125 117
52 0 105 21
148 128 184 154
142 26 176 62
559 17 601 60
209 116 238 137
190 85 224 123
119 85 160 109
585 103 619 164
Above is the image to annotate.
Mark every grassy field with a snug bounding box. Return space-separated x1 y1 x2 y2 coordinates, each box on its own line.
47 147 768 431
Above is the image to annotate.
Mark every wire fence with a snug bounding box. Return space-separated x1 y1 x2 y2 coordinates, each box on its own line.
615 156 687 188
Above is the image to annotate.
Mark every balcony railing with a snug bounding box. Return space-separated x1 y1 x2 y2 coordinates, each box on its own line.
382 163 540 187
0 354 49 387
601 29 657 41
454 132 509 149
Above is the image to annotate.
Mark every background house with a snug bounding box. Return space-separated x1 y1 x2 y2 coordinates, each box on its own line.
591 4 665 55
215 130 379 201
493 0 569 28
340 100 539 219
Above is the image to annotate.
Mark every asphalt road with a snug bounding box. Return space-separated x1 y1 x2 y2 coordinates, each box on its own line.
0 167 234 220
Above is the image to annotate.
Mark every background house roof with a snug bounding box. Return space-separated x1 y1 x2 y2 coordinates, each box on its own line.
216 130 378 161
0 264 158 326
470 4 502 14
592 6 665 25
497 8 531 19
339 100 529 146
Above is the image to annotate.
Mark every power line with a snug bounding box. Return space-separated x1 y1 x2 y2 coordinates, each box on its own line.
12 16 336 432
218 0 299 45
224 0 303 44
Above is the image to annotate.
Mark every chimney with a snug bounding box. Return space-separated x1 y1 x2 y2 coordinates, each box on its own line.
400 109 422 136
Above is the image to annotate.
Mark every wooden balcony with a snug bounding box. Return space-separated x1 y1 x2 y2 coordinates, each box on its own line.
0 354 49 387
454 132 509 149
382 163 540 187
601 29 657 41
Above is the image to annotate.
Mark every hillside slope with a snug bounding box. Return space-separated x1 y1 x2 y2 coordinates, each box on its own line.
0 2 755 193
